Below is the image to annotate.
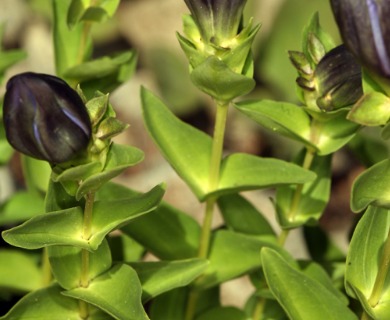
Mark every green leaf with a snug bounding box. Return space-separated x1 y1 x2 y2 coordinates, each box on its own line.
275 153 331 228
0 51 26 80
347 92 390 126
53 0 91 77
2 185 164 250
63 264 149 320
245 295 288 320
351 159 390 212
21 156 51 193
0 191 45 224
190 56 255 101
122 201 201 260
148 287 187 320
235 99 313 147
75 143 144 200
217 193 275 236
261 248 358 320
212 153 316 198
141 87 211 200
130 259 208 302
48 239 112 290
0 250 41 292
0 284 108 320
345 206 390 319
196 306 247 320
195 230 281 289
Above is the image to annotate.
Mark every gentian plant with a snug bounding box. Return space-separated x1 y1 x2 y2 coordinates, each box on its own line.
1 0 390 319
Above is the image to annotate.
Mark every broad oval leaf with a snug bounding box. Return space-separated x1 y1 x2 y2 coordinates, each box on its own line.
261 248 358 320
0 284 108 320
48 239 112 290
63 264 149 320
345 206 390 319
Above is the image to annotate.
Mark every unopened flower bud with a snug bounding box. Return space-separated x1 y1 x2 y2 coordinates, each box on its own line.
314 45 363 111
3 72 92 163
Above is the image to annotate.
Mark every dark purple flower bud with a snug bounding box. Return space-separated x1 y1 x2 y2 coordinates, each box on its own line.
184 0 247 45
3 72 92 163
330 0 390 79
314 45 363 110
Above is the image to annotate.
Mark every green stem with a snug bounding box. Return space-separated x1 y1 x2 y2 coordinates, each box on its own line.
185 100 229 320
252 297 266 320
361 310 372 320
368 226 390 307
79 191 95 318
41 248 52 287
198 100 229 259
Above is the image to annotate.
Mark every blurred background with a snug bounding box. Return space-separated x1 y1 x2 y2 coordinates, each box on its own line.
0 0 369 311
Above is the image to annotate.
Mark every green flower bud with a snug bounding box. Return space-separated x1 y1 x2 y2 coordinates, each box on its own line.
3 72 92 163
330 0 390 79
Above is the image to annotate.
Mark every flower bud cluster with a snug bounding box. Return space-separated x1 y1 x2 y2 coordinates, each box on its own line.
289 19 363 112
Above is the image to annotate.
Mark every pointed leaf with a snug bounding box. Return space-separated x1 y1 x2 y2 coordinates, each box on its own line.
345 206 390 319
351 159 390 212
217 193 275 236
195 230 280 289
148 287 187 320
235 99 313 147
211 153 315 198
0 284 108 320
130 259 208 302
48 239 112 290
0 250 41 292
2 185 164 250
63 264 149 320
141 87 211 200
261 248 358 320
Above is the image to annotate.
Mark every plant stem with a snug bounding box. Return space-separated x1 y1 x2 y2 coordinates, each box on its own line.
252 296 266 320
185 100 229 320
368 226 390 307
361 310 372 320
198 100 229 259
79 191 95 318
41 248 52 286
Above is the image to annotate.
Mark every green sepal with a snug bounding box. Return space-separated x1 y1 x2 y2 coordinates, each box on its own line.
217 193 275 236
347 92 390 126
302 13 335 66
194 230 282 289
276 153 332 228
351 159 390 212
63 264 149 320
176 31 207 70
2 184 165 250
130 259 208 302
0 284 108 320
345 206 390 319
261 248 358 320
48 239 112 290
190 56 255 102
0 249 41 293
